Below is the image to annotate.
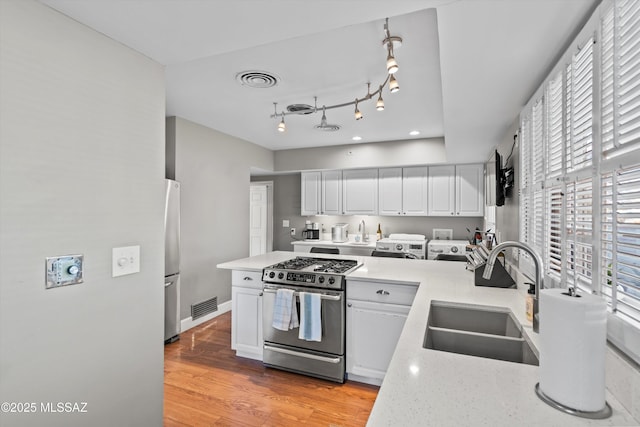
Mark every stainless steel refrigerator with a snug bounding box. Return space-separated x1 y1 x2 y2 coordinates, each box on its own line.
164 179 181 343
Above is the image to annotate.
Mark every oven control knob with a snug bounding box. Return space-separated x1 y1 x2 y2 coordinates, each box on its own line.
396 244 403 251
269 271 275 278
278 272 284 279
328 277 335 285
451 246 459 253
318 276 325 284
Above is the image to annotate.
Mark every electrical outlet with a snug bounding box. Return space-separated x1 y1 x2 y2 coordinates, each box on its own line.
290 228 296 236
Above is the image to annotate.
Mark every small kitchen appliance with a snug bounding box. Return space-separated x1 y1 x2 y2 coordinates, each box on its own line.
261 256 363 383
331 223 349 243
375 233 427 259
427 239 470 260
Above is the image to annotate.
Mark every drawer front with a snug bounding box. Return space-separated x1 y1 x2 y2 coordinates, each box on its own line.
232 270 263 288
347 280 417 306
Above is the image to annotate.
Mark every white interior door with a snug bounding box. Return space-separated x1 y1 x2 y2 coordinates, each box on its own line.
249 184 268 256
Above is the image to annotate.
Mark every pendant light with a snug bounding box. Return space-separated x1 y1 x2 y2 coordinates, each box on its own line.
376 87 385 111
389 74 400 93
386 49 399 74
277 115 286 132
354 99 363 120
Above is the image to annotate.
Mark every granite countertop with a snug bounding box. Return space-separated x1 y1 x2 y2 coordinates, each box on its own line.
217 252 639 426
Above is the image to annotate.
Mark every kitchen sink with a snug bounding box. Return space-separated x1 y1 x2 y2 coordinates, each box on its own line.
423 301 539 366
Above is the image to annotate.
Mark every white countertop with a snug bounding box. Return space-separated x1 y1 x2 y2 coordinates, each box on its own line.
291 239 377 249
217 252 639 426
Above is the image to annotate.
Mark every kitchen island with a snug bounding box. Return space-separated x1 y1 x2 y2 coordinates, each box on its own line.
217 252 639 426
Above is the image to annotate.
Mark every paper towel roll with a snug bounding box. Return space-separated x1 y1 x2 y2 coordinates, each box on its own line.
539 288 607 412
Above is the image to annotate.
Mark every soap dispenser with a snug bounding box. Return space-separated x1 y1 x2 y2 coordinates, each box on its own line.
526 283 535 322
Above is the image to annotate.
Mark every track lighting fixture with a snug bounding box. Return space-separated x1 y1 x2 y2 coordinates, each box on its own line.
271 17 403 131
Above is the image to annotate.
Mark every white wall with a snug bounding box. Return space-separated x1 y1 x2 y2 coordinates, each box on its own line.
0 1 165 426
274 138 446 172
166 117 273 320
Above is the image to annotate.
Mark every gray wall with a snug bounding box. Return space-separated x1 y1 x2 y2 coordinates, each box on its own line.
264 174 482 251
0 1 165 426
167 117 273 320
274 138 446 172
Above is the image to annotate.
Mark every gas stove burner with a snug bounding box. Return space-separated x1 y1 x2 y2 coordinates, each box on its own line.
262 257 362 289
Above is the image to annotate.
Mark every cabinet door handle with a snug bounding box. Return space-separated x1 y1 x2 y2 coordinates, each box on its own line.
243 277 253 281
259 292 263 296
397 211 401 215
376 289 390 295
347 303 352 307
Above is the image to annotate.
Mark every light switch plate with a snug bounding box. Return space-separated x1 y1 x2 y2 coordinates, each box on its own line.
46 255 84 289
282 219 290 227
112 245 140 277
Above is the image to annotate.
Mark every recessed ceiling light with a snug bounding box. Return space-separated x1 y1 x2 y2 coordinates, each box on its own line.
352 136 362 141
410 130 420 136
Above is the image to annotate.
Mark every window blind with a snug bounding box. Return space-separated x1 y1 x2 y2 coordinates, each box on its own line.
545 186 564 282
567 37 594 172
602 0 640 155
532 99 545 184
566 178 594 293
519 0 640 365
546 73 564 177
601 166 640 324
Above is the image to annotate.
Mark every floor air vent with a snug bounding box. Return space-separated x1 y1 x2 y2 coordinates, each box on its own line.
191 296 218 320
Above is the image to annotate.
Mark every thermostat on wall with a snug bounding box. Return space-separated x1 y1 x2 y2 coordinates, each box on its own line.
45 255 84 289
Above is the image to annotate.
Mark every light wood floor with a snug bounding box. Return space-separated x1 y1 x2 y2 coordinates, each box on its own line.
164 311 379 426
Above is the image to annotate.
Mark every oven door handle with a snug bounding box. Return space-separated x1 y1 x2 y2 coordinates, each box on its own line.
263 344 341 364
263 288 341 301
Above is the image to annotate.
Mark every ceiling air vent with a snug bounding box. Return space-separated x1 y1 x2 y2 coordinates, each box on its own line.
314 123 341 132
286 104 314 115
235 70 280 88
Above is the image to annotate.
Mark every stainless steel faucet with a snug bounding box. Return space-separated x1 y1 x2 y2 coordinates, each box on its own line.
482 241 544 332
358 220 367 242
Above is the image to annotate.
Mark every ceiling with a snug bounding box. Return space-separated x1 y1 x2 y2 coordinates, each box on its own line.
39 0 598 164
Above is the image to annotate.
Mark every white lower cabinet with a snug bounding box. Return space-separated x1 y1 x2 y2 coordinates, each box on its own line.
231 270 264 360
346 280 417 385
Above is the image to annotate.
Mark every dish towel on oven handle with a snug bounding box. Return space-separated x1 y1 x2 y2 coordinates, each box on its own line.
298 292 322 341
272 288 299 331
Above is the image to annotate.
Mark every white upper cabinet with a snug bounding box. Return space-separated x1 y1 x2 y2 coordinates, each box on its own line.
379 167 428 216
342 169 378 215
321 170 342 215
302 164 482 217
402 166 429 216
428 164 484 217
378 168 403 215
300 171 321 215
428 165 456 216
456 164 484 216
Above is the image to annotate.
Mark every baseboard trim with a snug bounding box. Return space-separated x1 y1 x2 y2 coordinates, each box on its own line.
180 300 231 332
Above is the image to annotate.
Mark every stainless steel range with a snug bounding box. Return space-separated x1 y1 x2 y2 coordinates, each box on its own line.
261 257 362 383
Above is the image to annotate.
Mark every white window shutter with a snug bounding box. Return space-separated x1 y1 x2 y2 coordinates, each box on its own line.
567 37 594 172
